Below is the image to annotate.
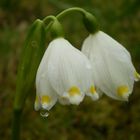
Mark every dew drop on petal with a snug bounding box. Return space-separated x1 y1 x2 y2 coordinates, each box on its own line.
40 109 49 118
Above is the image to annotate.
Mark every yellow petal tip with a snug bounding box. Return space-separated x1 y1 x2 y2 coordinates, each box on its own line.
117 85 129 99
134 71 140 81
90 85 96 94
68 86 81 96
41 95 51 104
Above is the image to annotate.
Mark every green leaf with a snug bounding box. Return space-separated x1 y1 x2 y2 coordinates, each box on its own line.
14 19 46 109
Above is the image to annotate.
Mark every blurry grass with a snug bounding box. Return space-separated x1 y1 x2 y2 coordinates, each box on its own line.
0 0 140 140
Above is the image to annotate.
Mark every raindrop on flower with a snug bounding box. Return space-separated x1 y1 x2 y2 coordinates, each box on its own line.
40 109 49 118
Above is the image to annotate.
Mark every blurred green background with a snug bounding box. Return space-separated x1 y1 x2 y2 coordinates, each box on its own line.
0 0 140 139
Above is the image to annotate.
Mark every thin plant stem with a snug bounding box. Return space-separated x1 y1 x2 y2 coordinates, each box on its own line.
56 7 86 19
44 7 87 32
12 109 22 140
11 16 56 140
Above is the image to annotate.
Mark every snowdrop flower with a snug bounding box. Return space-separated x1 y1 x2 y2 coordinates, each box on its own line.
35 37 99 112
82 31 140 101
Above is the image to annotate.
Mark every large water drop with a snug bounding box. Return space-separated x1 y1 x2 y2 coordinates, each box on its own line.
40 109 49 118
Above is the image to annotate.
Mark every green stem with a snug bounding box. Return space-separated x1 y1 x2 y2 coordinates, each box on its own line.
56 7 99 33
43 7 99 34
43 15 56 32
12 18 51 140
43 15 57 24
43 7 87 32
43 15 64 38
56 7 86 19
12 109 22 140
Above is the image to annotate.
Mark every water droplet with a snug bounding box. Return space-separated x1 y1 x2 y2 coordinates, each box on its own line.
40 109 49 118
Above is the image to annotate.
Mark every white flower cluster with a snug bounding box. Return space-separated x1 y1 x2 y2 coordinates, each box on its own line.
35 31 140 112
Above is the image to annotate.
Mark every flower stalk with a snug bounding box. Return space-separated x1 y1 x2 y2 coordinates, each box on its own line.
43 7 99 35
12 19 46 140
12 109 22 140
56 7 99 33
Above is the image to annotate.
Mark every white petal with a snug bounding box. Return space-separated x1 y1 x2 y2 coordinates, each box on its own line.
82 31 136 101
36 75 57 111
86 91 99 101
46 38 98 104
62 91 85 105
86 85 99 101
35 47 58 111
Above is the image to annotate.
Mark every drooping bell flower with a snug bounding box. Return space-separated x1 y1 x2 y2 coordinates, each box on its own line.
82 31 140 101
35 37 99 112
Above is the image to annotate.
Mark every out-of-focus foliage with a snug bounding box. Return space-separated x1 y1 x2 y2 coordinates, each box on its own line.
0 0 140 140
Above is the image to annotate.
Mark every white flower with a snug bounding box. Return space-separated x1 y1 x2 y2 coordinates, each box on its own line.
82 31 140 101
35 43 58 111
35 38 99 112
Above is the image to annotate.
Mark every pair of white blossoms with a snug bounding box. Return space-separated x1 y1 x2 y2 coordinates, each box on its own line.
35 31 140 112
